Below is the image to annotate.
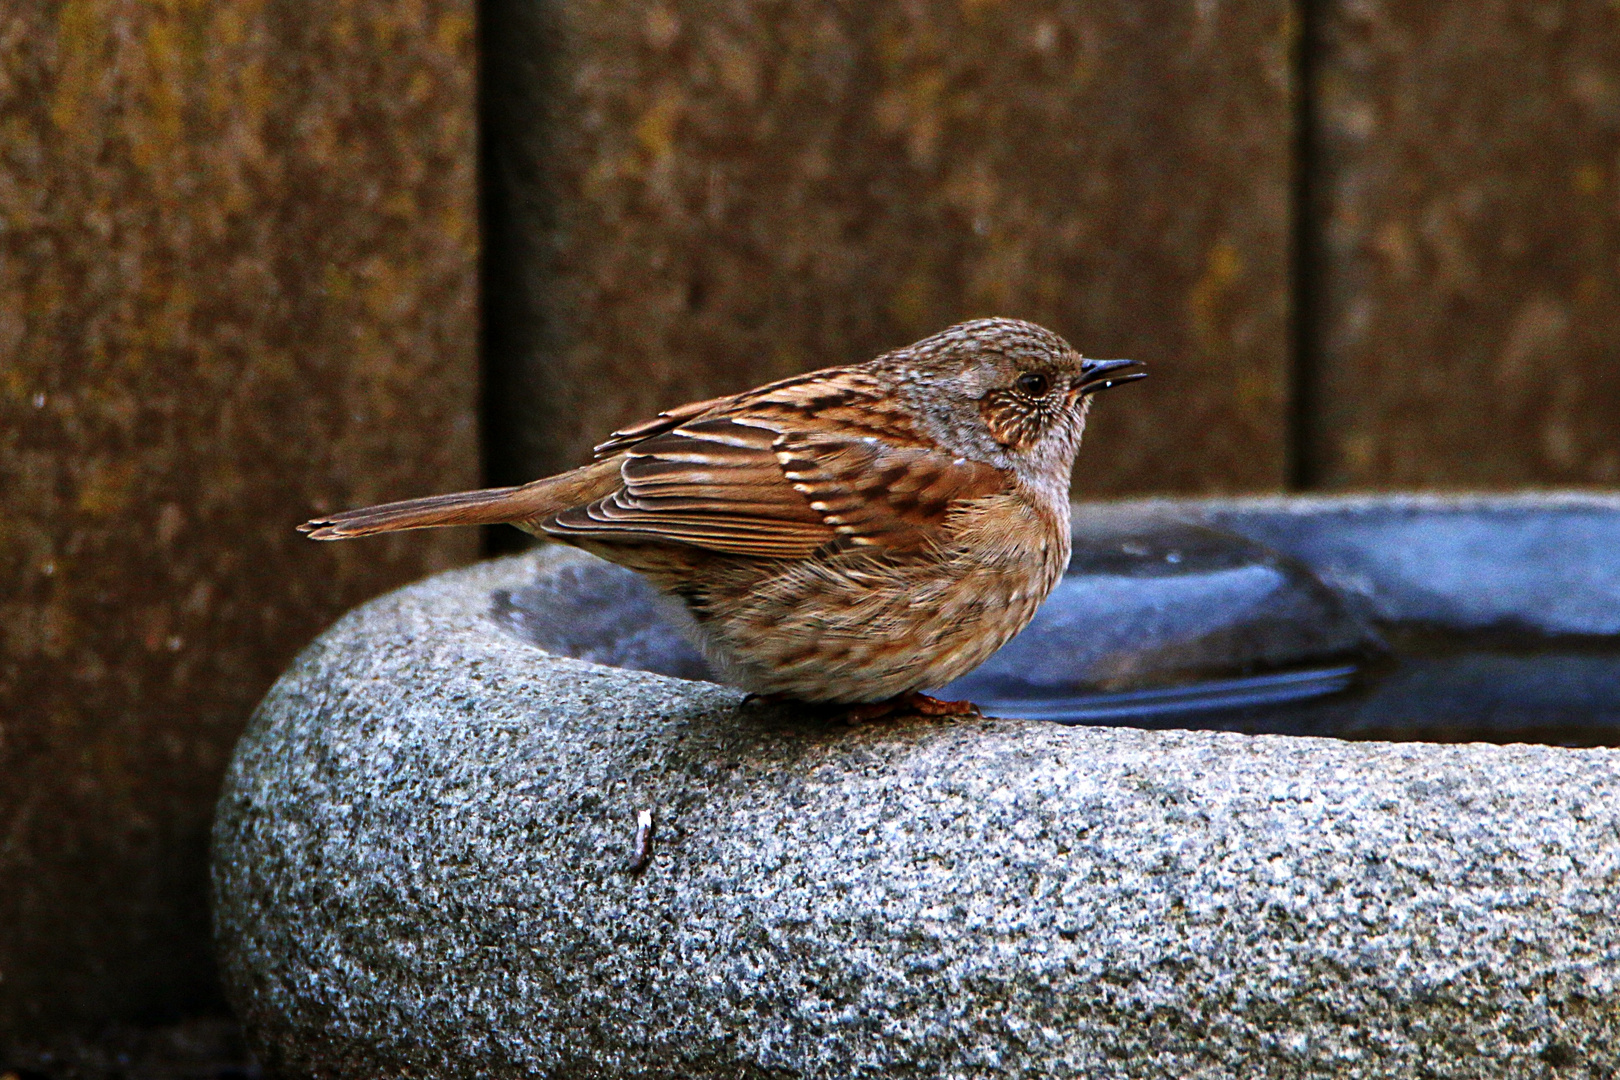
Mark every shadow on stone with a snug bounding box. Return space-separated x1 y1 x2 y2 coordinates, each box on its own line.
492 558 712 682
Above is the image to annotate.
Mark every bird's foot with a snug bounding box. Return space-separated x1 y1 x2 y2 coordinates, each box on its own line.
740 690 983 723
841 692 983 724
906 693 984 718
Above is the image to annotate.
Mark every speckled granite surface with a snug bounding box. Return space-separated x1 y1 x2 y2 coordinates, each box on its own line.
215 503 1620 1077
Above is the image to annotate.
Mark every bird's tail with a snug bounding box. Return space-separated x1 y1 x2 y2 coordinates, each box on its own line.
299 459 620 540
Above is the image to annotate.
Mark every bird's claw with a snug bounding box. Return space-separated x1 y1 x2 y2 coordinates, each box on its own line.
842 693 983 724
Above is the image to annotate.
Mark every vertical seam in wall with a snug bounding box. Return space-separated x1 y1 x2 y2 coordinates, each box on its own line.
475 0 509 555
1286 0 1320 491
476 0 497 495
475 0 551 555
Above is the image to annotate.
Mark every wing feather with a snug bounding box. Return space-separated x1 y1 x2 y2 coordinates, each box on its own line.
547 372 1007 559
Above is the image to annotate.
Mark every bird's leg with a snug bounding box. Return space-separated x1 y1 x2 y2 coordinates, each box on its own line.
841 692 983 724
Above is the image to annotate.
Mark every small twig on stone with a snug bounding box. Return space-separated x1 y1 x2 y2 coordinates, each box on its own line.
629 808 655 872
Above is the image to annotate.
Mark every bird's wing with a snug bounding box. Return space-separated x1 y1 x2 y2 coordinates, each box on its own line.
589 366 866 458
545 370 1006 559
591 392 740 459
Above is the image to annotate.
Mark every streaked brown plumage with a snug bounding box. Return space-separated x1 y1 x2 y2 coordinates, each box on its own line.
302 318 1144 712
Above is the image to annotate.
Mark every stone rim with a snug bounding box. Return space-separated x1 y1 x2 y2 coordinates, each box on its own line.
213 495 1620 1077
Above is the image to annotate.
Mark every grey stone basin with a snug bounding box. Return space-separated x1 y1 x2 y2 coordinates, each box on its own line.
213 495 1620 1077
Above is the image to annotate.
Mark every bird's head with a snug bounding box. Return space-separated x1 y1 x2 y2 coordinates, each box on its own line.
885 317 1145 490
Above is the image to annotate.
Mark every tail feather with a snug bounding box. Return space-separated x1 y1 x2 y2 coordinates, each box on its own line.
300 460 621 540
300 487 528 539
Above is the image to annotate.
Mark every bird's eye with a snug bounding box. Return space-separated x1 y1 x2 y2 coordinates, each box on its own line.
1015 372 1051 397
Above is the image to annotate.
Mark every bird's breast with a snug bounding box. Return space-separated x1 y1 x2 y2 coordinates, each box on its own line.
672 485 1072 702
943 485 1071 588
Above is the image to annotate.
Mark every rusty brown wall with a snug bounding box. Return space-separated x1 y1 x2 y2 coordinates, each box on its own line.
0 0 478 1042
1306 0 1620 489
483 0 1299 498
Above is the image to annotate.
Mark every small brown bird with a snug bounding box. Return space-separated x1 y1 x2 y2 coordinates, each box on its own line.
303 318 1143 717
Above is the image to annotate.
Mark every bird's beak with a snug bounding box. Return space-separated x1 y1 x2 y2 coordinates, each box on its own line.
1073 358 1147 397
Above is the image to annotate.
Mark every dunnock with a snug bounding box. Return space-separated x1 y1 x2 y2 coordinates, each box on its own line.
303 318 1144 717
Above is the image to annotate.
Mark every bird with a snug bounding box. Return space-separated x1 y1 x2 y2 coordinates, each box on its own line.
301 318 1144 719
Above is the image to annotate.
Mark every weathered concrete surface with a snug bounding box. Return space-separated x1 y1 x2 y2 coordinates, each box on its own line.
216 532 1620 1078
0 0 478 1044
482 0 1296 497
1306 0 1620 488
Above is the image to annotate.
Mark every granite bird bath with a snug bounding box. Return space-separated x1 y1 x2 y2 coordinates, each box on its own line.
213 495 1620 1077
